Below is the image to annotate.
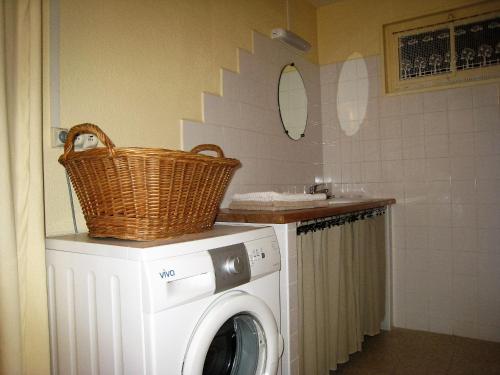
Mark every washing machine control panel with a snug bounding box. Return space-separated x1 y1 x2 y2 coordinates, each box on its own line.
224 256 245 274
141 230 280 313
209 244 251 293
245 236 280 281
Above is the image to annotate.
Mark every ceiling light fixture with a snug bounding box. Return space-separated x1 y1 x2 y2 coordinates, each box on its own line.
272 0 311 53
271 28 311 52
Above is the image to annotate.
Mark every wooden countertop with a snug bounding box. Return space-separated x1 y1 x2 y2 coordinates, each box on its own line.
217 198 396 224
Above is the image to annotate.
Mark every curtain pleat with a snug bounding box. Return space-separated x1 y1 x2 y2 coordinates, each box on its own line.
0 0 50 374
298 214 386 374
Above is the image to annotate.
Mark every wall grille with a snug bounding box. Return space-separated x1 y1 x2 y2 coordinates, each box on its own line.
383 1 500 94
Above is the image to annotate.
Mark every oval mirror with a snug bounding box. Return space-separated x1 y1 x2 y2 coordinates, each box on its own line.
278 63 308 140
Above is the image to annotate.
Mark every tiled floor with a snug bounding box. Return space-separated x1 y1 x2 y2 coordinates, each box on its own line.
331 328 500 375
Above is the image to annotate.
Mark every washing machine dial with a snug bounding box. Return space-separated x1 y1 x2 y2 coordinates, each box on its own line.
224 256 244 274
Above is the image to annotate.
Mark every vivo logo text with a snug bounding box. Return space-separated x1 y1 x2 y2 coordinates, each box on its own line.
159 269 176 279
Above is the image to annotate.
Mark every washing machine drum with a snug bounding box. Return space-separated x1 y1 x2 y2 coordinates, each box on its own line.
183 292 280 375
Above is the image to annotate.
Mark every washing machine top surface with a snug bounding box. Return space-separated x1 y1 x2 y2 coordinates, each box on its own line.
45 224 275 261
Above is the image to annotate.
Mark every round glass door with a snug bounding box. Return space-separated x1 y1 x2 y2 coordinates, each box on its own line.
182 292 280 375
203 314 266 375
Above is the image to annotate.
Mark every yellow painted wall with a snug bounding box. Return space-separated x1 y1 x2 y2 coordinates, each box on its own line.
44 0 318 235
290 0 319 63
317 0 485 64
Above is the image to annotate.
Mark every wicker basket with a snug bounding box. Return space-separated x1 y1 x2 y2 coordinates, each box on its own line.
59 123 240 241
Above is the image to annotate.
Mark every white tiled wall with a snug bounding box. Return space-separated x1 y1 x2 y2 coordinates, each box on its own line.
181 31 323 207
321 55 500 342
181 31 321 375
272 223 300 375
182 30 500 343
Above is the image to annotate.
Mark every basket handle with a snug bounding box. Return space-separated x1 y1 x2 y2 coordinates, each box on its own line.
190 144 225 158
62 123 116 160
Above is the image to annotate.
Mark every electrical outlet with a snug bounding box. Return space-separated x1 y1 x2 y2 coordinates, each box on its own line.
52 129 99 150
73 135 85 150
74 134 99 151
83 134 98 149
51 127 69 148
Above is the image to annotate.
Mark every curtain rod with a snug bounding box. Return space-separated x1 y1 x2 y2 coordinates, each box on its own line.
296 207 386 235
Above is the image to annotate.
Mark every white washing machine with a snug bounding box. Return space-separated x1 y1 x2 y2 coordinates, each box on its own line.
45 225 283 375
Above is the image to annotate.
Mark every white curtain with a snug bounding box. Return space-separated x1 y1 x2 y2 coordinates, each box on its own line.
297 214 386 374
0 0 50 374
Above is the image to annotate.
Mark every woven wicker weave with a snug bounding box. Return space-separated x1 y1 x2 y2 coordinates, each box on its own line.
59 123 240 241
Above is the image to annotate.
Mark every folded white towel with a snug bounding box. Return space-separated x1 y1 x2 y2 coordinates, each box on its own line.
232 191 327 202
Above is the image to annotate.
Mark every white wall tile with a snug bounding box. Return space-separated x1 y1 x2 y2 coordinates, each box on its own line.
475 131 500 156
428 226 452 250
361 161 381 182
477 180 500 204
321 83 337 105
451 180 477 204
452 227 478 253
405 269 431 295
424 90 447 113
381 139 402 160
448 87 473 110
428 272 453 315
427 181 451 204
401 94 424 115
452 275 478 321
320 64 338 84
473 105 499 133
367 76 381 98
428 205 452 228
478 253 500 276
450 133 475 157
222 69 241 101
402 114 424 138
380 116 402 139
406 248 430 271
477 204 500 229
379 96 401 117
404 183 426 205
362 140 381 161
424 111 448 135
472 84 498 108
428 251 453 274
451 204 477 228
405 226 429 249
448 109 474 134
359 119 380 140
478 228 500 253
364 98 380 120
405 204 428 227
222 127 242 157
381 160 404 182
450 157 475 181
476 155 500 180
403 159 426 182
425 157 450 181
403 136 425 159
453 251 479 276
425 134 449 158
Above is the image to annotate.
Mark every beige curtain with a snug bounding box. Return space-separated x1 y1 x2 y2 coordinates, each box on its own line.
298 214 386 374
0 0 50 374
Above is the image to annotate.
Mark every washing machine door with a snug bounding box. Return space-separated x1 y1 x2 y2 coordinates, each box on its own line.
182 291 280 375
